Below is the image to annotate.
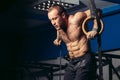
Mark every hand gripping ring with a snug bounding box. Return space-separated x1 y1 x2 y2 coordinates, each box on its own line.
82 16 104 35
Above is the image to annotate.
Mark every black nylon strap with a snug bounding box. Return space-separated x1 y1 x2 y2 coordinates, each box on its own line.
88 0 103 80
89 0 97 18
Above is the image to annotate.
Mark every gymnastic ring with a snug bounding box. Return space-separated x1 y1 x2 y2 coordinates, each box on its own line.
82 16 104 35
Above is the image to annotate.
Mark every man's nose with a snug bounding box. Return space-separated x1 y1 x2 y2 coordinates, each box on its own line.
52 21 56 26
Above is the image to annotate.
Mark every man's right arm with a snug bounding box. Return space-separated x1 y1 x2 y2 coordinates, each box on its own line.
53 31 61 46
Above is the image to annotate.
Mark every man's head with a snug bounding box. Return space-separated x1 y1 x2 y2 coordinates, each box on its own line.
48 4 67 30
48 4 66 15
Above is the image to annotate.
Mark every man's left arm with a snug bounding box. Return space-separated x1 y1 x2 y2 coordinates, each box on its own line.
85 9 102 39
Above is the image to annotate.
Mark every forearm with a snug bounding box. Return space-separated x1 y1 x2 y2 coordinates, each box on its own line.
92 19 98 31
92 9 102 32
56 30 61 40
53 31 61 46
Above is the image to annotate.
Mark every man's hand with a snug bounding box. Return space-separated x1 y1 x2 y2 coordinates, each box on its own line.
86 30 97 39
53 39 61 46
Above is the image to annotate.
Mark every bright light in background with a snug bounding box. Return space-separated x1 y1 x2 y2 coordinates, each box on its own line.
33 0 81 11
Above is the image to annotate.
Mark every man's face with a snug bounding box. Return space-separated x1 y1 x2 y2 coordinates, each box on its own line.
48 9 65 30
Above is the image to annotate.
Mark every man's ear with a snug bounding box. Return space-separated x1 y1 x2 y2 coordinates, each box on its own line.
61 12 66 18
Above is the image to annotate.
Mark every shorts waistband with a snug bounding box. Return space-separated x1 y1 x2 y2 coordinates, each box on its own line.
70 52 90 65
71 52 90 60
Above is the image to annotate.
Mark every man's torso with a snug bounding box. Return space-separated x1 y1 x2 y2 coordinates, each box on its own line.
59 14 89 59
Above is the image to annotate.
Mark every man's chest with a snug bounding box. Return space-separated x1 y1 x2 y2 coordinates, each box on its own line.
59 26 82 42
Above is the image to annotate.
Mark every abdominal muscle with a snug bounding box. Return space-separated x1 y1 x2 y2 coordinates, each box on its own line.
66 36 88 59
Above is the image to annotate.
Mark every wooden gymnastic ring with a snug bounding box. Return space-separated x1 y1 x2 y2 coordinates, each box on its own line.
82 16 104 35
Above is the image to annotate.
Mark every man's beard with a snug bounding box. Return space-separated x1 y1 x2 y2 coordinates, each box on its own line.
54 20 67 31
59 21 67 30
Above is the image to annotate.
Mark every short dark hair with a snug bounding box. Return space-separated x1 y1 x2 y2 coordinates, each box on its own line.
48 4 66 15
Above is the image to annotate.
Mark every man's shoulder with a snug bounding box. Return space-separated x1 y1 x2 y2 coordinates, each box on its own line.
69 12 85 18
74 12 85 16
